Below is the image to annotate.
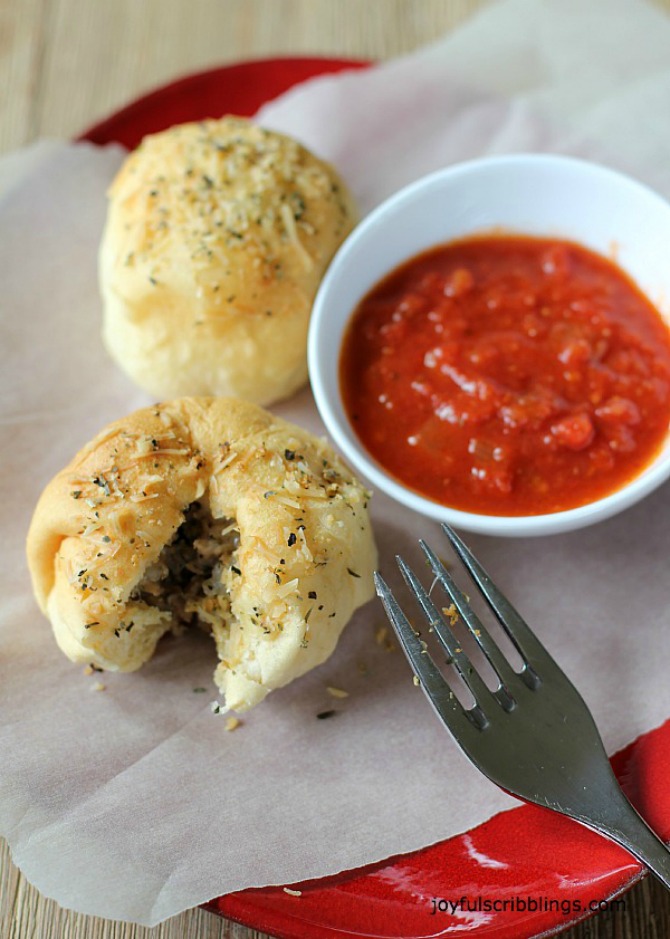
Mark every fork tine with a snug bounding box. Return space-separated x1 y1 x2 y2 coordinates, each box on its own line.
395 555 499 715
418 539 517 710
442 524 544 685
373 572 486 733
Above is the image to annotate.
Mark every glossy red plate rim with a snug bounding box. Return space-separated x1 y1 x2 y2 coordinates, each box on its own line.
78 56 369 150
78 57 670 939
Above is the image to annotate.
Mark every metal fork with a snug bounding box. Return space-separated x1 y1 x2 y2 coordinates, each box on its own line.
374 523 670 889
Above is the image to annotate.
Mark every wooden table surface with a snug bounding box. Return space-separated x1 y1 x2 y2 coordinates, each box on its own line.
2 1 670 937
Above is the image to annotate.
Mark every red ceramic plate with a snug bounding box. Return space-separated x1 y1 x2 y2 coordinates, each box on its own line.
79 58 670 939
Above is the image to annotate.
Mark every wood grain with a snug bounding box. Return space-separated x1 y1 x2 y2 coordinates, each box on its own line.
2 0 493 151
2 0 670 937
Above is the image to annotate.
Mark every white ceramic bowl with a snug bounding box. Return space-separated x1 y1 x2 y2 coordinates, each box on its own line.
308 154 670 537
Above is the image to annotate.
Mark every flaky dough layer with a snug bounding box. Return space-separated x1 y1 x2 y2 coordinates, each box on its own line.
100 117 357 405
27 398 377 711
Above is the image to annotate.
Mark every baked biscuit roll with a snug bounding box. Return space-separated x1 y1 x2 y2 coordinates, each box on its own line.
27 398 377 711
99 117 357 406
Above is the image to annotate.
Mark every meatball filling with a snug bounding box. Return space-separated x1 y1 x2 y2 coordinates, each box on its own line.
132 500 240 634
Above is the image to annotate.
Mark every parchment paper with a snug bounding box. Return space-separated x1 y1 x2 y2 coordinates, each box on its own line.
2 0 670 925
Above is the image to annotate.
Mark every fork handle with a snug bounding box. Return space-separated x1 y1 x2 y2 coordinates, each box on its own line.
575 779 670 890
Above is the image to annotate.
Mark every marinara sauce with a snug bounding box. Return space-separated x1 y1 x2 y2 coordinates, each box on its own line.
340 235 670 516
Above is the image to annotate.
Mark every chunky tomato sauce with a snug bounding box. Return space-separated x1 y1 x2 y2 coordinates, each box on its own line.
340 235 670 516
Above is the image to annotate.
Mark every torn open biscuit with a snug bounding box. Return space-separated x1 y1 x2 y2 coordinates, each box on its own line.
26 398 377 711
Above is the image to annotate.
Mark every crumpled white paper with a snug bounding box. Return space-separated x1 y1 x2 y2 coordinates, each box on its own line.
2 0 670 925
258 0 670 213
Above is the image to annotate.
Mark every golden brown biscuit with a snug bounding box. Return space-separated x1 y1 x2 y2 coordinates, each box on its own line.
27 398 377 711
99 117 357 405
